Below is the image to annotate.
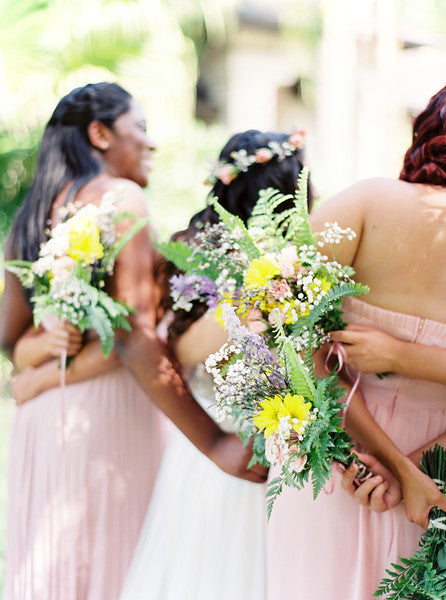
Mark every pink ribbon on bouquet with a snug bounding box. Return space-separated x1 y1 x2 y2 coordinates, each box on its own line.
325 341 361 423
42 315 67 451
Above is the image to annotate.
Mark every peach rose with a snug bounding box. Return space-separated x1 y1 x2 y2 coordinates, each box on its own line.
218 165 237 185
255 148 273 163
265 433 287 465
279 245 299 278
289 130 306 148
51 256 77 282
288 447 307 473
270 279 291 300
247 308 268 334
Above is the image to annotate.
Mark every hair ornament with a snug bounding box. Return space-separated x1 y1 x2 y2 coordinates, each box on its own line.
205 129 306 186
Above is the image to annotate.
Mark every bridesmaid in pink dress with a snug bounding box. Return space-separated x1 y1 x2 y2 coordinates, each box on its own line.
0 83 266 600
266 85 446 599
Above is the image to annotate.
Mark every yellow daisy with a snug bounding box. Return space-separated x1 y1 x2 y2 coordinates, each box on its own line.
283 393 313 434
244 256 280 289
253 393 312 438
253 395 286 437
67 214 104 265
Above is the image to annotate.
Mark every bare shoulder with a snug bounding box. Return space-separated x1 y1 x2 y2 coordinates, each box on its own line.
79 175 148 217
311 177 408 223
330 177 402 203
174 312 228 367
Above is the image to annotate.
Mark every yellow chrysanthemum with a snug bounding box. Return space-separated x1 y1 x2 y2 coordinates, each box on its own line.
283 393 313 434
244 256 280 289
67 214 104 265
253 393 313 438
253 395 286 438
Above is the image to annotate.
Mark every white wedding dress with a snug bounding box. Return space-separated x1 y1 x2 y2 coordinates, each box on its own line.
119 363 267 600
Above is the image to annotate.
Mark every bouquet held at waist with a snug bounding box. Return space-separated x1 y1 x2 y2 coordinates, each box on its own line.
4 188 148 357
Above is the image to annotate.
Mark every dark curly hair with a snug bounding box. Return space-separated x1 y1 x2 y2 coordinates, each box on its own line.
399 85 446 186
158 129 313 342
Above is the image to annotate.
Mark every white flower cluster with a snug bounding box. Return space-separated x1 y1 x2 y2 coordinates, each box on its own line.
32 190 121 279
47 279 88 324
205 331 276 424
317 221 356 246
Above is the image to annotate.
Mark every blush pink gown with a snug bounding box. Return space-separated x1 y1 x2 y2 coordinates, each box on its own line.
5 366 165 600
266 297 446 600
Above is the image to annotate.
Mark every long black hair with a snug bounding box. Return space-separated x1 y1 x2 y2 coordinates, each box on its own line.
159 128 313 340
9 82 133 263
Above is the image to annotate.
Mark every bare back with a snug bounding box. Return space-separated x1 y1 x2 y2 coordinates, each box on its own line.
310 177 446 323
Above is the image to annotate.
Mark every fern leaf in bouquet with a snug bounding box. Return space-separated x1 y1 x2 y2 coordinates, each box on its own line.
374 445 446 600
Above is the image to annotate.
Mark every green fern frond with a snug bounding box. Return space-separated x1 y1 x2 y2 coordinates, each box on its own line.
154 238 221 281
248 187 294 240
285 168 315 246
281 340 317 397
307 282 369 333
270 311 317 392
107 216 149 263
85 304 115 357
153 239 196 273
266 475 284 520
290 281 369 346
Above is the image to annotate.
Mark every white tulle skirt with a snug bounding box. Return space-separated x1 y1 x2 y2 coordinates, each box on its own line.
120 366 267 600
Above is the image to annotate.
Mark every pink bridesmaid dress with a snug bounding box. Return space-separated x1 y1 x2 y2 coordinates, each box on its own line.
5 366 165 600
266 297 446 600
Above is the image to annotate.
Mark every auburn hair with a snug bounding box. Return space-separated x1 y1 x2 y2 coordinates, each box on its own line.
399 85 446 186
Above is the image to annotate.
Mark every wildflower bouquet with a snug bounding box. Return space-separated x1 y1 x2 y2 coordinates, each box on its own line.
206 302 367 516
158 168 368 353
5 189 147 356
374 445 446 600
157 169 370 514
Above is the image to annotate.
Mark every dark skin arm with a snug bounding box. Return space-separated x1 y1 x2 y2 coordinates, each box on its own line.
316 345 446 529
12 339 121 404
108 182 267 483
0 237 33 361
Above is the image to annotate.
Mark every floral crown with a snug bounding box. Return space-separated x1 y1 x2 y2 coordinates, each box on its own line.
205 129 306 186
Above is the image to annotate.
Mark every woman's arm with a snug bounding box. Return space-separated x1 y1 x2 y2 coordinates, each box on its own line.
341 432 446 519
13 323 82 371
13 339 121 404
108 181 266 483
343 388 446 529
0 237 34 361
330 324 446 384
174 313 228 368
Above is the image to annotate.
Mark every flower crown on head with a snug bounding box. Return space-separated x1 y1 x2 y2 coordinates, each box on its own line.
205 129 306 186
